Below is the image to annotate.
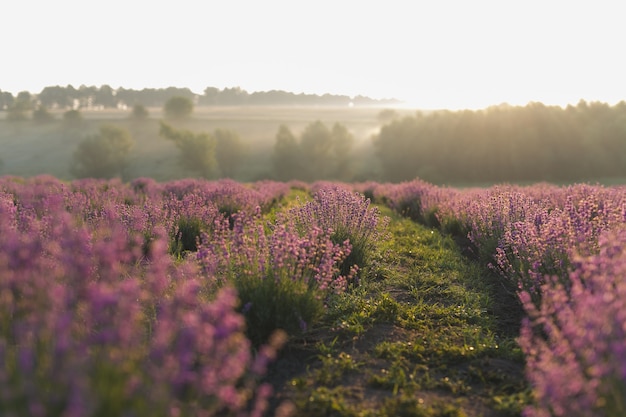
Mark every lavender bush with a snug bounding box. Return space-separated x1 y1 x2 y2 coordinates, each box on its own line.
371 178 626 415
287 186 389 279
197 207 355 345
519 228 626 417
0 176 288 417
4 173 625 416
376 180 626 296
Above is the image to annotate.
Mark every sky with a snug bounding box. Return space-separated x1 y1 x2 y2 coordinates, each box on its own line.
3 0 625 110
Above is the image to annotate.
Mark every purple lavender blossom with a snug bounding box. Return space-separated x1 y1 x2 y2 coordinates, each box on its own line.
0 176 289 417
286 185 389 278
519 228 626 417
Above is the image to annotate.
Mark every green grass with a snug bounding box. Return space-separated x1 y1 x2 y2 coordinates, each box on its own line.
264 204 529 416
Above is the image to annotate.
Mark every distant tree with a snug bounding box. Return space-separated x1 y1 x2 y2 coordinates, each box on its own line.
371 102 626 183
219 87 248 105
214 128 245 178
38 85 71 109
114 87 137 108
16 91 32 106
248 90 300 106
330 122 355 180
63 109 83 126
0 90 13 110
32 105 55 123
373 117 422 182
199 86 392 107
159 122 217 178
131 104 149 120
6 91 32 121
94 84 117 108
200 87 220 105
271 121 355 181
71 124 134 179
321 93 351 107
115 87 195 108
272 125 302 181
64 84 80 108
163 96 194 119
163 87 196 100
77 85 98 108
299 120 334 180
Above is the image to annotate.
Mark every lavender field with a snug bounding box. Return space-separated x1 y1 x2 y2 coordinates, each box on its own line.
369 179 626 416
1 175 625 416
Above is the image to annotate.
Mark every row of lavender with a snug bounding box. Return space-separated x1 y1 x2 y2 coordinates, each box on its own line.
365 179 626 417
0 175 385 417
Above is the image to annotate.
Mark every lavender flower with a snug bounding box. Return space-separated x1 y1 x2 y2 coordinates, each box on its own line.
0 176 290 417
286 185 389 278
519 228 626 417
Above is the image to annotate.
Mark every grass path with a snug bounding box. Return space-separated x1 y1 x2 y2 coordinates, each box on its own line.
265 206 530 416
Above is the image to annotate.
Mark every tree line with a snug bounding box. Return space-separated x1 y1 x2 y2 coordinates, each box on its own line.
69 96 357 182
8 92 626 184
70 97 245 180
0 85 400 112
70 123 247 181
374 100 626 183
272 121 354 182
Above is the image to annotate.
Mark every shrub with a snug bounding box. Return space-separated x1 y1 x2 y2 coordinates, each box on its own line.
519 228 626 417
5 92 31 121
63 109 83 126
0 177 285 417
71 124 134 179
170 216 205 256
131 104 149 119
214 128 245 178
197 209 354 346
163 96 193 119
287 186 389 280
159 122 217 178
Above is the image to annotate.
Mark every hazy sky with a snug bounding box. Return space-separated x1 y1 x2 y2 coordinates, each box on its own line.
3 0 625 109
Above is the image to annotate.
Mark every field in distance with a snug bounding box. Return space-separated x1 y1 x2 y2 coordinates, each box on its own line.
0 105 415 182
